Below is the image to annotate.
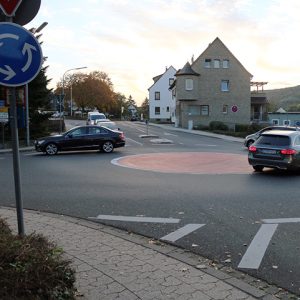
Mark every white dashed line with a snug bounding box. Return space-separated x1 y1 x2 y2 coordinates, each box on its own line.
238 224 278 269
161 224 205 242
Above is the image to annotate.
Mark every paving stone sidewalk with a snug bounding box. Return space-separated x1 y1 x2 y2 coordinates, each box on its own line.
0 207 283 300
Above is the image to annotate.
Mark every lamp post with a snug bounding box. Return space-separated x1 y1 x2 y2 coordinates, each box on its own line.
59 66 87 133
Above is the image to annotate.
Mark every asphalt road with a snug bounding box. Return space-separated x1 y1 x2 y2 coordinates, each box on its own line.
1 120 300 295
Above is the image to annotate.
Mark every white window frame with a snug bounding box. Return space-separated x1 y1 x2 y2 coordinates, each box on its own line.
272 119 279 125
214 59 220 68
204 59 211 68
155 91 160 100
283 119 291 126
221 80 229 92
200 105 209 116
222 105 228 114
222 59 229 68
185 79 193 91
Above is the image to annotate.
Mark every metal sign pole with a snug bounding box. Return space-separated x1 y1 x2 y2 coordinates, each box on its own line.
9 87 25 236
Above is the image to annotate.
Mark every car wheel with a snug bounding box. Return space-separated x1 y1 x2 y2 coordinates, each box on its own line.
45 143 58 155
253 166 264 172
246 140 254 148
101 141 114 153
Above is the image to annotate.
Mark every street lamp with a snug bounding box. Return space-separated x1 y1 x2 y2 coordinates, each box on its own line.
59 66 87 133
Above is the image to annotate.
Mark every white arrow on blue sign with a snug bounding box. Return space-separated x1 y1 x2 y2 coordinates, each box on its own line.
0 22 43 86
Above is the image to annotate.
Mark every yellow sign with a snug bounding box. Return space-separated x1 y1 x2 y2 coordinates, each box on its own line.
0 107 8 113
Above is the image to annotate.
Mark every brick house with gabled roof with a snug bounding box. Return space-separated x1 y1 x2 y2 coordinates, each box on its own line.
171 37 255 129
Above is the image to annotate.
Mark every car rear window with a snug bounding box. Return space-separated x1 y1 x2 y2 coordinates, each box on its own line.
91 114 105 120
256 135 290 146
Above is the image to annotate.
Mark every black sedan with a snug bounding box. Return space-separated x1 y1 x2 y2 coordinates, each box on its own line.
34 125 125 155
248 130 300 171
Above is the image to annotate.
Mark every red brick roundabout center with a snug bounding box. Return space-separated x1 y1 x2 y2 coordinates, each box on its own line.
112 152 253 174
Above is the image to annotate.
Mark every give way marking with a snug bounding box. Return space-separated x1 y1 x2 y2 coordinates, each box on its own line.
90 214 203 242
238 218 300 269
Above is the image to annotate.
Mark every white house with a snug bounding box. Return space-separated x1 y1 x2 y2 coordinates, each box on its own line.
148 66 177 122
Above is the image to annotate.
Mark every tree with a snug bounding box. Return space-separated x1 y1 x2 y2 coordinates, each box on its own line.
139 97 149 120
28 65 52 137
55 71 116 114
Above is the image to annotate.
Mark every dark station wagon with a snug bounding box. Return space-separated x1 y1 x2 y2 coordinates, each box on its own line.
248 130 300 171
35 125 125 155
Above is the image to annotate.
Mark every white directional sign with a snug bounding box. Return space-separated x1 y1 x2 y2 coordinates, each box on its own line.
0 22 42 86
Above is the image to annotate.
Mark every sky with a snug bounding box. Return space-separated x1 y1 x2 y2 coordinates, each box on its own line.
24 0 300 105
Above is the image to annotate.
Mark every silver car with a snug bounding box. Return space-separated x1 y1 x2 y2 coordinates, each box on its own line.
244 126 297 148
248 130 300 172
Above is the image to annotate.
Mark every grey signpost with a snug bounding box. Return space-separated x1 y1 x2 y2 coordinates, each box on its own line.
0 17 43 235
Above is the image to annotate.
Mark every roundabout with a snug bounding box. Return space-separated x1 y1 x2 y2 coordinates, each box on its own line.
112 152 253 174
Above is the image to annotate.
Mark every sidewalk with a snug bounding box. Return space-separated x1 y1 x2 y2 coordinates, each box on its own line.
1 207 284 300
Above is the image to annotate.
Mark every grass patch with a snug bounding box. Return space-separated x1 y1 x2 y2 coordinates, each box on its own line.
0 218 77 299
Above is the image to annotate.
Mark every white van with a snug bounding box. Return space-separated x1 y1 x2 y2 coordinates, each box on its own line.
86 112 107 125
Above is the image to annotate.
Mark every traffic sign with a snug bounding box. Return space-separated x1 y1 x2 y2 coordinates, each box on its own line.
0 22 42 86
0 0 22 17
231 105 238 113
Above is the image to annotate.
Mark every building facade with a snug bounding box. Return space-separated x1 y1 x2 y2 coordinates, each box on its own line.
172 38 253 129
148 66 177 123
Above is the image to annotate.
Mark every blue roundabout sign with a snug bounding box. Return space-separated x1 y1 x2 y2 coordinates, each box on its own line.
0 22 43 86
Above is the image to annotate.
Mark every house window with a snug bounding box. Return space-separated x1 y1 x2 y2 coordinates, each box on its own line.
204 59 211 68
185 79 193 91
222 105 228 114
188 105 209 116
222 59 229 68
172 88 176 97
200 105 209 116
155 92 160 100
221 80 229 92
283 120 291 126
272 119 279 125
188 105 200 115
169 78 174 86
155 107 160 115
166 106 170 112
214 59 220 68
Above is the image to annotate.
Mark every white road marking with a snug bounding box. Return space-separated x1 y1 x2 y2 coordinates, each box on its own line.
238 224 278 269
262 218 300 224
126 137 143 146
91 215 180 223
195 144 217 147
164 132 178 137
161 224 205 242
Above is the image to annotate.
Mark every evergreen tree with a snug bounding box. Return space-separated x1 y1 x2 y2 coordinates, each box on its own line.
28 65 52 137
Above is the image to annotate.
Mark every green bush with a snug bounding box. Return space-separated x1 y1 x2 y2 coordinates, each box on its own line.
0 218 76 299
209 121 229 131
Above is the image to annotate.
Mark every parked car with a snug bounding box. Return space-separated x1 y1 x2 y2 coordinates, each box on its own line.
96 120 120 131
86 112 107 125
244 125 297 148
248 130 300 171
34 125 125 155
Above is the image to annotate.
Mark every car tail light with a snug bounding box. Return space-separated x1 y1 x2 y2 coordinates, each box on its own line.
281 149 296 155
248 145 257 152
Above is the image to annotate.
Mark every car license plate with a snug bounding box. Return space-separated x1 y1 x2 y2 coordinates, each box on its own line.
261 149 277 154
